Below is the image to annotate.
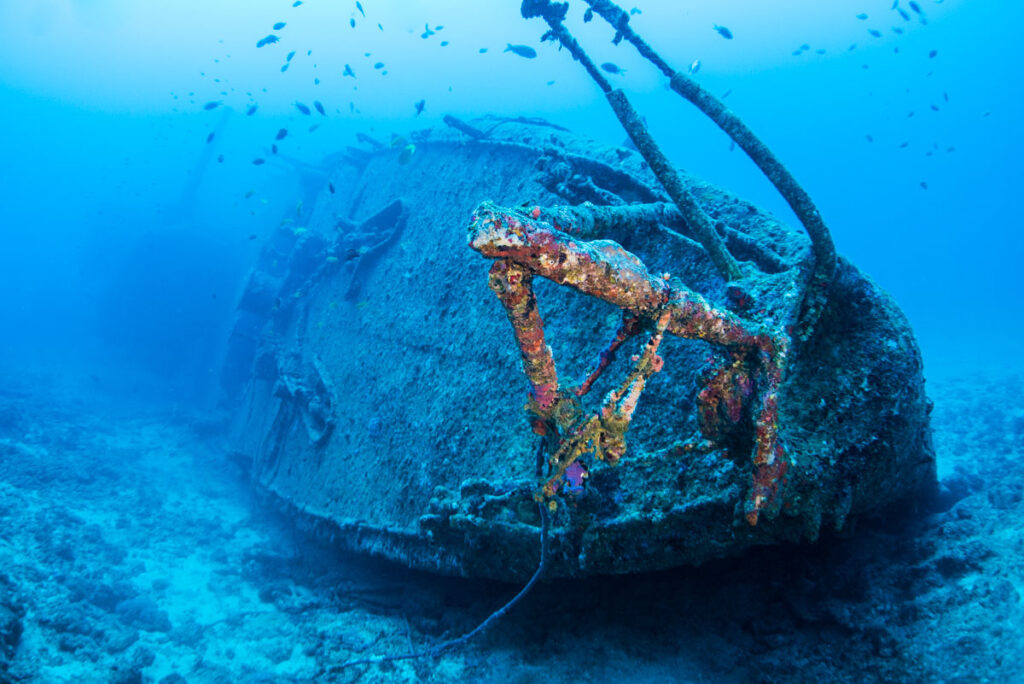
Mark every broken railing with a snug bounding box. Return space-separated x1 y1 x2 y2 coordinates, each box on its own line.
468 0 840 526
470 202 790 525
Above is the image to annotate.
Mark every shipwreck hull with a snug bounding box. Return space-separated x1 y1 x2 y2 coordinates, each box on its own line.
224 120 935 581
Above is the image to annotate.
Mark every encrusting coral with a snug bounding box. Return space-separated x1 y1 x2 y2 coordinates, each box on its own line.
469 202 791 525
462 0 843 528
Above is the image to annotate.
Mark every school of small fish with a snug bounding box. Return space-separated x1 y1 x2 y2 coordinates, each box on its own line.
776 0 951 189
192 0 954 205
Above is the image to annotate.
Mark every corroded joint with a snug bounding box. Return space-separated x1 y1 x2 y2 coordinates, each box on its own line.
520 0 568 22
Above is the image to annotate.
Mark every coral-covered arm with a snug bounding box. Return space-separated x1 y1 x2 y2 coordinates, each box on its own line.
470 201 759 348
470 201 671 316
487 259 560 419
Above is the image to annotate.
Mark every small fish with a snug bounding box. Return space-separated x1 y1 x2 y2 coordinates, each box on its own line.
688 59 701 74
350 18 356 28
398 144 416 165
909 1 922 14
206 132 215 143
217 154 224 163
253 158 265 165
891 0 898 8
293 1 302 6
584 8 594 22
414 99 425 115
792 49 803 56
815 48 826 54
865 134 874 142
893 27 904 34
246 104 258 116
295 101 311 115
898 7 910 20
343 64 356 78
868 29 882 37
600 62 625 75
435 25 443 30
256 34 279 48
280 63 289 72
899 141 909 148
721 89 732 98
440 40 449 46
479 48 488 53
314 77 320 85
307 49 312 55
848 43 858 51
287 50 296 61
314 100 326 115
630 7 641 15
272 144 278 154
248 234 257 240
309 124 320 132
930 104 940 111
943 92 949 102
276 128 288 140
373 62 385 69
203 100 221 110
856 13 868 20
928 49 937 58
329 182 336 194
245 190 255 198
273 22 286 30
356 1 364 17
713 24 733 39
390 134 408 148
421 24 435 39
919 181 928 190
505 43 537 58
378 24 383 30
546 80 555 85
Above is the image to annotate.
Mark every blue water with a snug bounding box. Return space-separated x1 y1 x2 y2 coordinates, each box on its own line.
0 0 1021 681
2 0 1021 389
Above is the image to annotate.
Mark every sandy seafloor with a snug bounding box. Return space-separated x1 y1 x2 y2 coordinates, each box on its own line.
0 363 1021 684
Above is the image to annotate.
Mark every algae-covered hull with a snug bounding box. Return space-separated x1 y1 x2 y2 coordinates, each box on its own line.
222 120 935 581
